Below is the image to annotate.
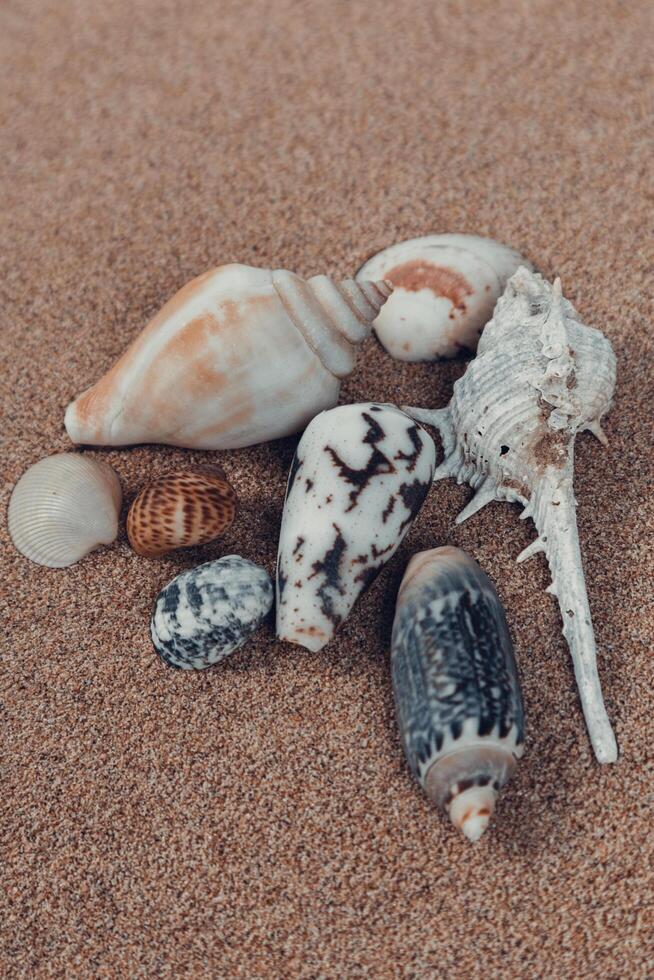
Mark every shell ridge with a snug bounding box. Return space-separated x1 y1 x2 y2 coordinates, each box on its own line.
8 453 122 568
308 275 369 344
272 269 355 379
333 278 379 325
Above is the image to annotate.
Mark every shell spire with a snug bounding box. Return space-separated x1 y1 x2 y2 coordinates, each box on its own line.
271 271 392 378
533 275 579 422
540 276 567 355
404 268 618 763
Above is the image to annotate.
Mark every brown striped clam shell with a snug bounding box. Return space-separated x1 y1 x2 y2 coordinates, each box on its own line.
127 467 237 558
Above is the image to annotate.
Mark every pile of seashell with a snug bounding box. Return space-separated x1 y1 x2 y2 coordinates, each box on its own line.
7 235 619 840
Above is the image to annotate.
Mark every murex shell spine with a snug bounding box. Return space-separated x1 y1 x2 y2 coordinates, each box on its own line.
406 267 618 763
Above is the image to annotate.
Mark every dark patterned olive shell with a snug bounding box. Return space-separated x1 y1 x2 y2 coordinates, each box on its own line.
391 547 525 790
127 467 237 558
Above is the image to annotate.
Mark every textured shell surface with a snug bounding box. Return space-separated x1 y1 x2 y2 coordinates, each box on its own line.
406 267 618 764
7 453 122 568
127 467 237 557
64 264 392 450
276 402 436 652
151 555 273 669
391 547 524 842
356 234 532 361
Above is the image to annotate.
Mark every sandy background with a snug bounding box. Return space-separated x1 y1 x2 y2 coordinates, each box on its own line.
1 0 653 976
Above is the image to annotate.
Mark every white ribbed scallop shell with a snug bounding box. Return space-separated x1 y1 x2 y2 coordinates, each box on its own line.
8 453 122 568
406 267 618 764
357 234 532 361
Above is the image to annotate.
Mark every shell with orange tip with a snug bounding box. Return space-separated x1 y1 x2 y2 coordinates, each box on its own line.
64 265 393 450
391 547 525 842
127 467 237 558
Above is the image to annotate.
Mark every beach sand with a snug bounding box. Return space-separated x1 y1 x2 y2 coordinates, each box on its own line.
1 1 653 975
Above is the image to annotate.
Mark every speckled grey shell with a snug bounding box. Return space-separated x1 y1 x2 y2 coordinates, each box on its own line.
392 548 525 796
276 402 436 652
151 555 273 669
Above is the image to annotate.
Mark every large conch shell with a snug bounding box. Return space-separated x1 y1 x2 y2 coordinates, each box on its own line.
276 402 436 652
64 265 393 450
392 547 525 842
357 234 532 361
406 267 618 763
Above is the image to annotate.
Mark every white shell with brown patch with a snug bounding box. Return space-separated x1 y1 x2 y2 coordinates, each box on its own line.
405 268 618 764
276 402 436 652
356 233 532 360
64 265 392 450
